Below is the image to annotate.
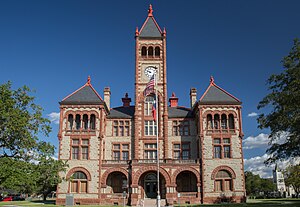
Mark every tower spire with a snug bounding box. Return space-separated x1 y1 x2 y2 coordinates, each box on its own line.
148 4 153 17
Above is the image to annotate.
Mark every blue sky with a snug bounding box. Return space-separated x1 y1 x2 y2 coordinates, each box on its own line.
1 0 299 177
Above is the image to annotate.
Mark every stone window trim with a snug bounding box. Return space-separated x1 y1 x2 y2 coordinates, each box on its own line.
140 44 162 59
144 95 156 117
65 111 98 132
172 119 190 136
211 166 236 192
144 120 158 136
66 167 91 194
68 171 89 194
212 136 232 159
143 142 158 160
69 137 90 160
172 141 191 160
111 142 130 161
112 119 130 137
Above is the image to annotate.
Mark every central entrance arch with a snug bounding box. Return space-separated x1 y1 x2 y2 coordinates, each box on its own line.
144 173 157 198
138 171 166 199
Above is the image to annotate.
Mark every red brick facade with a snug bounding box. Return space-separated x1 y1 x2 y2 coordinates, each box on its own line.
56 5 245 206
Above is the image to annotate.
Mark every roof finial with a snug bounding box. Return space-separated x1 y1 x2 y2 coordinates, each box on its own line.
87 75 91 85
148 4 153 17
172 92 176 97
210 75 214 83
163 27 166 36
135 27 139 36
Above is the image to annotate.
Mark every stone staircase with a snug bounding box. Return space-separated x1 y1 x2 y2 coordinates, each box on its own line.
137 198 167 207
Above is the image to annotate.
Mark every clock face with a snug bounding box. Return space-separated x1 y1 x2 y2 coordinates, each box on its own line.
144 66 157 78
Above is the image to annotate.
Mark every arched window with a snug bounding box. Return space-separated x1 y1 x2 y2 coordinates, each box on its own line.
141 46 147 57
68 114 73 130
148 46 153 57
83 114 88 130
214 114 220 129
221 114 227 129
75 114 81 130
207 114 213 129
90 114 96 130
144 96 155 116
214 170 232 192
70 171 88 193
155 46 160 57
228 114 235 129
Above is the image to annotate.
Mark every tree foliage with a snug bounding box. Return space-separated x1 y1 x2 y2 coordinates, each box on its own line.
0 81 51 159
34 142 68 201
0 82 67 199
0 158 37 194
284 164 300 197
257 39 300 163
245 171 276 196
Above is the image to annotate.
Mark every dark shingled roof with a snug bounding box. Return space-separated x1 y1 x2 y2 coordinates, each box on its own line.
107 106 194 119
60 85 103 105
200 81 241 105
139 17 162 38
168 107 194 118
108 106 135 119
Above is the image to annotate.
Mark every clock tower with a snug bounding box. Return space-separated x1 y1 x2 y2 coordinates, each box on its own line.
134 5 169 159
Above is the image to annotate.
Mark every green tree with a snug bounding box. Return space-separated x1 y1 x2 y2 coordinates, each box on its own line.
0 81 51 159
34 141 68 201
284 164 300 197
257 39 300 163
0 82 67 199
245 171 276 197
0 158 37 194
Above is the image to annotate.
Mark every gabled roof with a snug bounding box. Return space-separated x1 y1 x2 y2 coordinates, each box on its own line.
107 106 135 119
168 106 194 118
199 76 241 105
138 5 163 38
60 76 104 105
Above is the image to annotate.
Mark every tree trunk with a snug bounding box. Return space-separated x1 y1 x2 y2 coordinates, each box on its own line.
43 193 47 202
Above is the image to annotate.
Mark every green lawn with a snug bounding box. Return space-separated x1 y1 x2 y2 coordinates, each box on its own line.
0 199 299 207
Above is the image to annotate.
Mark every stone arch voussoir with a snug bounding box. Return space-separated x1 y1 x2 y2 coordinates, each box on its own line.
211 165 236 180
172 167 200 183
101 167 128 186
132 166 171 185
66 167 91 181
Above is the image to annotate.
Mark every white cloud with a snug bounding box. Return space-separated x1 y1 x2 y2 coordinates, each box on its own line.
243 133 269 150
248 112 258 117
243 132 288 150
244 154 274 178
244 154 300 178
47 112 60 124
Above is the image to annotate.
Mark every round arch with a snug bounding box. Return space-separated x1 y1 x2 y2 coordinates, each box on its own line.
172 167 200 183
66 167 91 181
101 167 128 186
132 166 171 185
211 165 236 180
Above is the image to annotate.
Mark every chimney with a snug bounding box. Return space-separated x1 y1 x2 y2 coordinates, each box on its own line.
190 88 197 108
122 93 131 107
169 92 178 107
104 87 111 110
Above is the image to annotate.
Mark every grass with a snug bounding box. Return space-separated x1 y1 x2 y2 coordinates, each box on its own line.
0 198 299 207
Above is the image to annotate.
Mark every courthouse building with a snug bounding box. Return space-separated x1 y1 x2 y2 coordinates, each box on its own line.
56 5 246 206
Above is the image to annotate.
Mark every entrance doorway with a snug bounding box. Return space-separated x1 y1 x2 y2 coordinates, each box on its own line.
144 173 157 198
